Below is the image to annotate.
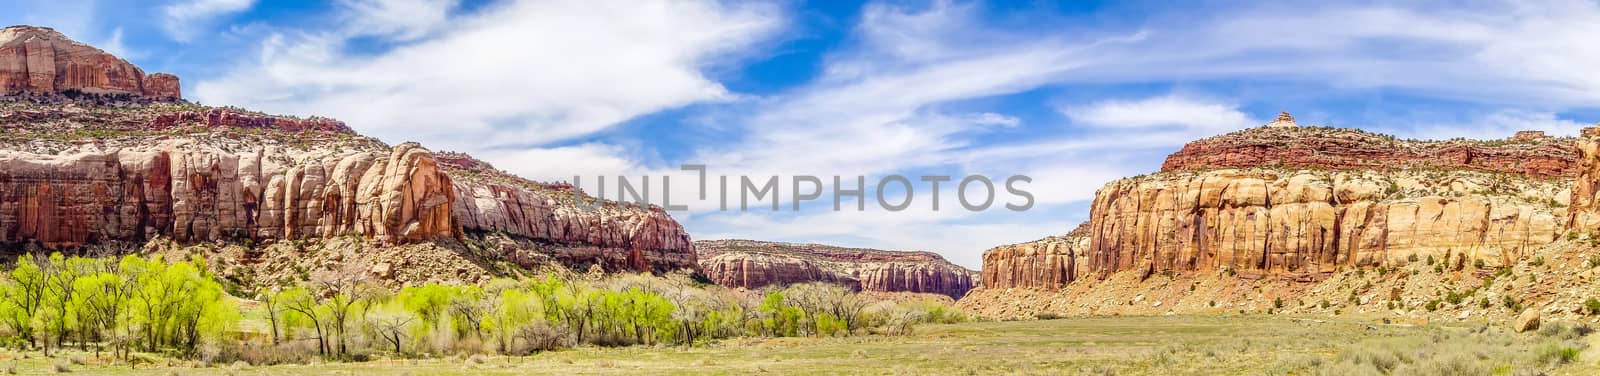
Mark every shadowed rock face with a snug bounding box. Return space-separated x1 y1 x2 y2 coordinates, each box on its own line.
696 240 978 298
981 126 1576 291
0 26 180 99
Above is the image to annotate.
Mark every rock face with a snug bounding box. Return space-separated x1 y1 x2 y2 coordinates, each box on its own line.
697 240 978 298
1083 168 1563 279
980 126 1576 293
1162 126 1577 179
1566 127 1600 230
979 224 1090 290
0 136 457 246
438 153 695 272
0 102 699 273
0 26 180 99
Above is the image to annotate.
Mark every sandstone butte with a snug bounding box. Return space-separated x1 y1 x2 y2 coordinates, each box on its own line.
980 114 1595 291
0 26 694 283
697 239 979 299
1 26 180 99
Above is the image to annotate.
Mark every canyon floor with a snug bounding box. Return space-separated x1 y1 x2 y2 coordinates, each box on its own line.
3 315 1596 375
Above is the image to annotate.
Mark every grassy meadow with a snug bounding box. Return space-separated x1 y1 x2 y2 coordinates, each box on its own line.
3 315 1596 375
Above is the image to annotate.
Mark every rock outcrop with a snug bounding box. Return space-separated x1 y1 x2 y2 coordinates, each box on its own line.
1 26 180 99
979 224 1090 290
0 28 696 277
0 134 457 246
0 101 699 273
1083 168 1564 279
1566 127 1600 230
697 240 978 298
438 153 695 272
980 126 1576 294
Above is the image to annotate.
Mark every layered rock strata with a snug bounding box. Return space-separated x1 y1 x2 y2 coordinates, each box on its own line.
697 239 978 298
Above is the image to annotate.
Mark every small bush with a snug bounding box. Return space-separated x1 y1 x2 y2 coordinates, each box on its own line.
1274 297 1284 309
1444 291 1463 305
1586 298 1600 315
1424 300 1440 312
1034 312 1063 320
1529 257 1544 267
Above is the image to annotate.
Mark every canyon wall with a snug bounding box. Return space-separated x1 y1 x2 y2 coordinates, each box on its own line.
0 25 697 274
1083 168 1563 279
1 26 180 99
1567 128 1600 231
980 125 1577 293
0 138 457 246
697 240 978 298
980 227 1089 290
439 154 695 272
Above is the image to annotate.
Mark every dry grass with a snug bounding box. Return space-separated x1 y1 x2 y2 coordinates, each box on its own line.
0 316 1594 375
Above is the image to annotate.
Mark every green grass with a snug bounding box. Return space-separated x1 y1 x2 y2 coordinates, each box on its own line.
0 316 1593 375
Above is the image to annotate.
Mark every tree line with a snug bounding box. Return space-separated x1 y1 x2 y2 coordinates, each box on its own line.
0 253 966 365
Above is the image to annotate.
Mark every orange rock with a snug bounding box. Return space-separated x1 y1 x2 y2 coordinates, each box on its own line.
1 25 180 99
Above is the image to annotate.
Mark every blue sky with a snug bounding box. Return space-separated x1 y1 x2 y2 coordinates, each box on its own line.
8 0 1600 268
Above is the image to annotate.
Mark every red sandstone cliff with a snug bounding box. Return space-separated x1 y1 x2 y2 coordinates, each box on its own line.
697 239 978 298
980 124 1576 293
0 28 695 278
1 26 180 99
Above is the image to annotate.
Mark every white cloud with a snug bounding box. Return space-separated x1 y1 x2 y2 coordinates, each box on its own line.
195 0 784 154
163 0 255 42
1064 95 1258 131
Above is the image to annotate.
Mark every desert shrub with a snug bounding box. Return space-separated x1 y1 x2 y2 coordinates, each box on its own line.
1424 300 1440 311
1586 298 1600 315
1536 344 1580 366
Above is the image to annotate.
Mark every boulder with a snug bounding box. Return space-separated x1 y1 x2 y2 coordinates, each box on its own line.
1514 308 1541 333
